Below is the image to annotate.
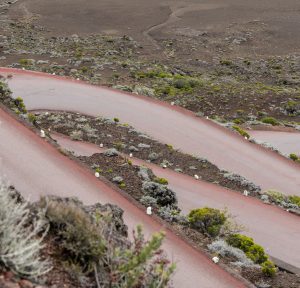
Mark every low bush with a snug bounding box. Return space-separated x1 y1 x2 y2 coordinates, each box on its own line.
226 234 276 276
261 260 277 277
42 199 105 271
27 113 37 124
208 240 256 268
288 195 300 207
261 117 279 126
266 190 285 203
158 206 186 224
289 153 299 161
226 234 267 264
96 225 175 287
14 97 27 114
232 125 250 139
153 177 169 185
142 181 177 207
0 179 51 279
188 207 227 237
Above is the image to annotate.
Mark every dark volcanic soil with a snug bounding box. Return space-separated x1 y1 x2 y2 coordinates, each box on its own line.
7 0 300 56
35 111 260 194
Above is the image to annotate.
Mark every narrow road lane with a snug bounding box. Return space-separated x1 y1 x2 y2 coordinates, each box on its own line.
0 108 246 288
52 133 300 270
1 68 299 196
247 130 300 156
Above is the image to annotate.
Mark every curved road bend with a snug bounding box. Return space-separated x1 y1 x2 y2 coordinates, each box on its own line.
0 109 246 287
1 68 299 196
247 130 300 156
52 133 300 270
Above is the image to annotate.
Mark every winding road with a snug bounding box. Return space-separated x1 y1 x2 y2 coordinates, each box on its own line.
0 107 246 288
1 68 299 196
0 68 299 280
52 133 300 271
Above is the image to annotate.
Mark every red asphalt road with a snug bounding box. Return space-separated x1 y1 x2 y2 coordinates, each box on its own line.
247 130 300 156
0 108 247 288
1 68 299 196
52 133 300 269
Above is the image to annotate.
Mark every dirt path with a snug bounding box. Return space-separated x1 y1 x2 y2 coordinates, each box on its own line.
0 107 248 288
142 2 226 49
1 68 299 196
51 133 300 271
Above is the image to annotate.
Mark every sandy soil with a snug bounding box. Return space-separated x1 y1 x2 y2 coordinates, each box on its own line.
7 0 300 56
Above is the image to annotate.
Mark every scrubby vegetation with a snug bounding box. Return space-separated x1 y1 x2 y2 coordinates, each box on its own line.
0 178 175 287
188 207 227 237
232 125 250 139
264 190 300 209
227 234 276 277
0 179 51 279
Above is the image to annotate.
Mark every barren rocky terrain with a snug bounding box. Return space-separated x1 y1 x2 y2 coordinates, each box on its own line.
0 0 300 287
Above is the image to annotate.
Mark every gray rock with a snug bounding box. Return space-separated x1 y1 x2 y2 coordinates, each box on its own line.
138 143 151 149
104 148 119 157
188 166 197 170
129 146 139 152
174 168 183 173
148 152 159 161
138 167 151 181
112 176 124 184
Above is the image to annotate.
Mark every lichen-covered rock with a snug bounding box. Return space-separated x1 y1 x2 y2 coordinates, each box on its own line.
142 181 177 206
104 148 119 157
148 152 159 161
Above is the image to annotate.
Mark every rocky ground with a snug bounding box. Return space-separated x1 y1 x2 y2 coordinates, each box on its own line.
0 1 299 125
1 1 300 287
30 111 299 215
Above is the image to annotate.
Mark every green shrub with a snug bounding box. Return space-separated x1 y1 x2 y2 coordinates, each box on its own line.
95 168 102 173
119 182 126 188
288 195 300 207
166 144 174 150
226 234 267 264
261 117 279 126
232 125 250 139
43 199 105 271
266 190 285 203
19 59 33 66
233 118 244 125
220 59 233 66
27 113 37 124
113 117 120 123
14 97 27 113
153 177 169 185
97 225 175 287
289 153 299 161
188 207 227 237
261 260 277 277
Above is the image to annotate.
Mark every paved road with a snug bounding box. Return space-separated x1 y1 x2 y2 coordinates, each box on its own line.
248 130 300 156
0 108 246 287
52 133 300 270
1 68 299 196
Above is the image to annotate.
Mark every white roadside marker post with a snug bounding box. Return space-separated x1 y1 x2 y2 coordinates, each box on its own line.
95 172 100 178
146 207 152 215
100 143 104 148
243 190 249 196
212 256 220 264
40 130 45 138
194 174 199 180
